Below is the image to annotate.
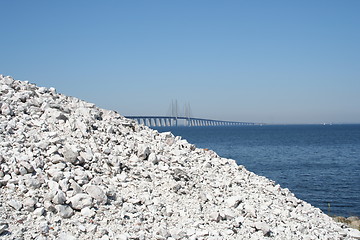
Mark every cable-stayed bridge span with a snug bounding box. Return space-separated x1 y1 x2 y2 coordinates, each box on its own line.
124 116 257 127
125 101 260 127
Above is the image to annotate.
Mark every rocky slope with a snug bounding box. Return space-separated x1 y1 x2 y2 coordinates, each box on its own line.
0 75 359 240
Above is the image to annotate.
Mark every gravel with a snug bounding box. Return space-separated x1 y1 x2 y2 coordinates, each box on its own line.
1 74 359 239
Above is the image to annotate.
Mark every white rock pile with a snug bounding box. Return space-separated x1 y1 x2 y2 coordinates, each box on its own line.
1 75 359 240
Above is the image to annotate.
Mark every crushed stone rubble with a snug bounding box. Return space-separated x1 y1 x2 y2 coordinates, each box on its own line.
0 74 359 240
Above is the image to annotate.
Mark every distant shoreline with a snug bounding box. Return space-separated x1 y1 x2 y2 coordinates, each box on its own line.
331 215 360 231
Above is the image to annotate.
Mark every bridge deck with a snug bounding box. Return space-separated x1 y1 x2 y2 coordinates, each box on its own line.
125 116 258 127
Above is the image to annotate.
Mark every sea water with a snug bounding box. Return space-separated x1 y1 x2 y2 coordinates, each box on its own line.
154 124 360 217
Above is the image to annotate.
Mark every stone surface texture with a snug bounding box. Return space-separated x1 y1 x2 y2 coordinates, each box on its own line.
0 75 359 239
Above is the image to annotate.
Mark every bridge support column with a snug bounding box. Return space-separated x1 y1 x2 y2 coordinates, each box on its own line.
160 118 164 127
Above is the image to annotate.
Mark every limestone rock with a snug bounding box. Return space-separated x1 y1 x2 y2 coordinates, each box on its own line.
8 200 23 211
81 207 96 218
33 207 45 216
62 147 79 164
52 190 66 205
254 221 271 236
85 185 107 204
56 205 74 218
347 228 360 239
225 196 241 208
148 152 158 164
69 179 83 194
137 144 150 160
0 221 8 235
58 232 77 240
23 197 37 211
39 221 49 234
1 103 12 116
69 193 93 210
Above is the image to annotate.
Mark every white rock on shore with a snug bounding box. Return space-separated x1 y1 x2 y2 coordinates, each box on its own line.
0 74 359 239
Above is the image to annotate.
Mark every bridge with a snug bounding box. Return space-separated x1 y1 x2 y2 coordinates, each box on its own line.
124 116 258 127
125 101 260 127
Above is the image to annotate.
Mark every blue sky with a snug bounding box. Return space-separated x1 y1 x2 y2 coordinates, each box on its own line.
1 1 359 124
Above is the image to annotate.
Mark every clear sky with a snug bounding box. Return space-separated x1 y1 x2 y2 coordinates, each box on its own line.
1 1 359 124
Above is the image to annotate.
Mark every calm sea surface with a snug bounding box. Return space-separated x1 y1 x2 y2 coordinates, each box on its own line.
154 124 360 217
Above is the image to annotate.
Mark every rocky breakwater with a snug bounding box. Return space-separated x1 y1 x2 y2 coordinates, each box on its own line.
0 74 359 240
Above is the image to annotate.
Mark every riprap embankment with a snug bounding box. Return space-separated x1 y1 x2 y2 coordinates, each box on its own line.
1 75 359 239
